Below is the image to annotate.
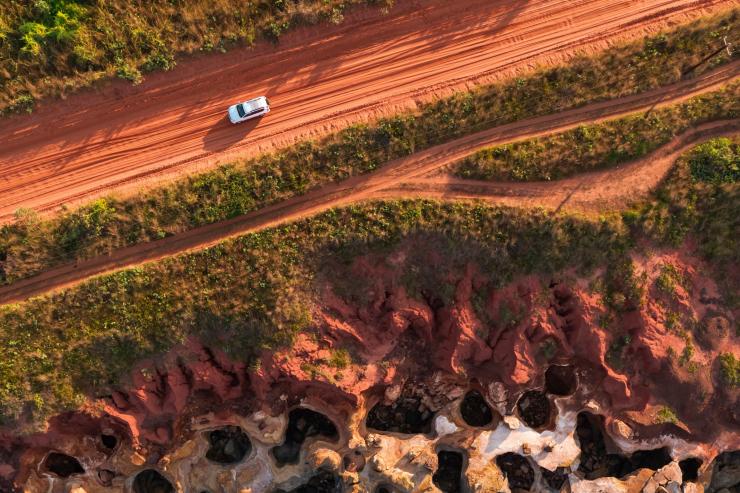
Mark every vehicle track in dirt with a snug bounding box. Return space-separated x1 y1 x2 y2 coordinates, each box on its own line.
0 0 733 222
0 64 737 305
373 120 740 211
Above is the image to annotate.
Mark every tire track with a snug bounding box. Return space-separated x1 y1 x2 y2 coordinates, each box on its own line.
0 0 733 220
0 65 737 305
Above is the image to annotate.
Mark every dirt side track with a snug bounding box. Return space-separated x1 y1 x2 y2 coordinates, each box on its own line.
374 120 740 210
0 0 733 221
0 64 737 305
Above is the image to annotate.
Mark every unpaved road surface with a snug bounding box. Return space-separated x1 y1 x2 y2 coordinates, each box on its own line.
374 120 740 210
0 64 737 305
0 0 732 221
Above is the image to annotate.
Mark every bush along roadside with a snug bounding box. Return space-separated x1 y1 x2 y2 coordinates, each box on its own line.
0 10 738 285
0 0 396 116
451 83 739 181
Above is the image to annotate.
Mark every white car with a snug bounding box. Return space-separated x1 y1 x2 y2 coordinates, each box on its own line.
228 96 270 124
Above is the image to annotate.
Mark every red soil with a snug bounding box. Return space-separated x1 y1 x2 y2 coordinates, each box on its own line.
0 0 732 221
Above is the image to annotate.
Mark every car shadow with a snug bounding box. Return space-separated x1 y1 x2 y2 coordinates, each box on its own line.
202 114 263 153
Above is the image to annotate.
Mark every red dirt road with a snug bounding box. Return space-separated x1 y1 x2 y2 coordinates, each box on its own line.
0 0 732 221
0 64 736 305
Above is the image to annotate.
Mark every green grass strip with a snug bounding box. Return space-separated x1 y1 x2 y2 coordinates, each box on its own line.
451 84 739 182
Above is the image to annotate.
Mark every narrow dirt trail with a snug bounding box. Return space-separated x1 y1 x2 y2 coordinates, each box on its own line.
0 0 732 221
0 65 737 305
373 120 740 211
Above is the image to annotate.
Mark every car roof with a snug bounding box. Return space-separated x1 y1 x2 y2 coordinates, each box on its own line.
241 97 265 111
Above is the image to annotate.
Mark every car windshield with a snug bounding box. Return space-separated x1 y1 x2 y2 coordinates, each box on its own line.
235 104 246 118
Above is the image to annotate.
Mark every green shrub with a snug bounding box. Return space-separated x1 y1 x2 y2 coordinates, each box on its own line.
656 263 683 295
604 258 644 312
19 22 47 56
655 406 678 424
679 339 695 366
606 334 632 371
115 63 142 83
1 94 35 115
17 2 85 56
689 138 740 184
718 352 739 387
54 198 116 253
328 349 351 369
539 339 558 361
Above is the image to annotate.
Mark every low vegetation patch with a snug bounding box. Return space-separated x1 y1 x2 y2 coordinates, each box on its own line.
0 0 394 115
1 11 738 285
625 135 739 293
655 406 679 425
688 137 740 184
717 353 739 387
451 85 738 181
655 263 684 296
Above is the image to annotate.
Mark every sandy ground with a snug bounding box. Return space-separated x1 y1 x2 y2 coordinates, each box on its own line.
0 63 737 305
0 0 734 222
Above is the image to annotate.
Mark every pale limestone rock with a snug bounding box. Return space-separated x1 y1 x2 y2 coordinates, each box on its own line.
488 382 508 415
411 474 440 493
345 482 366 493
370 455 386 473
167 438 198 463
407 445 437 472
477 411 580 472
642 462 681 493
682 483 703 493
307 448 342 472
128 450 147 466
503 415 521 430
584 400 601 413
366 434 382 448
434 415 458 437
247 411 285 444
466 459 509 493
569 475 630 492
612 419 634 441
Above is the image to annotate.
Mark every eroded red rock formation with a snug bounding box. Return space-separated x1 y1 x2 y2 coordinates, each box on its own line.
1 249 737 492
